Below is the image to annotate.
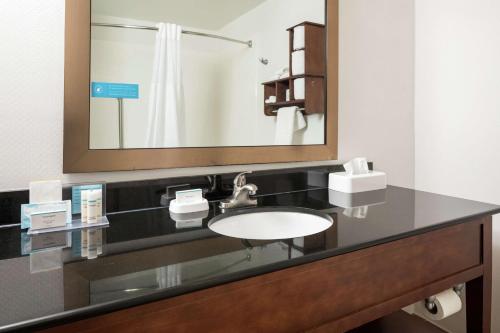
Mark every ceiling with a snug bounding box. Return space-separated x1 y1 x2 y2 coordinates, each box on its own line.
92 0 267 30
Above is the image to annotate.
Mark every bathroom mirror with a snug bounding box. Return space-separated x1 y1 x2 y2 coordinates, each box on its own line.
64 0 338 171
90 0 326 149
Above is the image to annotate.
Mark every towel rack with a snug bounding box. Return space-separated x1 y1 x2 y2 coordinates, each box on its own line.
272 107 306 113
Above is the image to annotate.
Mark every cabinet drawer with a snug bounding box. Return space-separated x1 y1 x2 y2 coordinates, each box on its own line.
44 221 482 333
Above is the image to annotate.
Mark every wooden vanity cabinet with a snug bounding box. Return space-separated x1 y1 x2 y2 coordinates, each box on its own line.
42 216 492 333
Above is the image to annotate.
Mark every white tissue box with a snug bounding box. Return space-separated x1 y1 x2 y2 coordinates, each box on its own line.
329 171 387 193
328 189 386 208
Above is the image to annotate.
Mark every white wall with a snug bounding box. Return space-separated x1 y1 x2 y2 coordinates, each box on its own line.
339 0 415 188
415 0 500 332
90 16 155 149
0 0 415 196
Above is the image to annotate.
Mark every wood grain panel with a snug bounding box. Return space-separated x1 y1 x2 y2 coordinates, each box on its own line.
42 220 485 333
466 216 492 333
63 0 339 172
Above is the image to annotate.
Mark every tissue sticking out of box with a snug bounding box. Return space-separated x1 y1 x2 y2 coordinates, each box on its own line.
343 157 370 175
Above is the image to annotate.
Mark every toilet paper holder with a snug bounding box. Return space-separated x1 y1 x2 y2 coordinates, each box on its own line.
425 283 465 313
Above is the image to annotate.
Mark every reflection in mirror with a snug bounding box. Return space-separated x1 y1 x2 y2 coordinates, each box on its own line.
90 0 326 149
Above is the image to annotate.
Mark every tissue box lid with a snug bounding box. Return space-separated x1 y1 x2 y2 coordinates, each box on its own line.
329 171 387 194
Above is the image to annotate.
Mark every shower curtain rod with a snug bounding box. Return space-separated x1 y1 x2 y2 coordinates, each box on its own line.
91 23 253 47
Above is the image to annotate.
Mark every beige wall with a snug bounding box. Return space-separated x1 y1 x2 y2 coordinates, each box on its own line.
415 0 500 332
338 0 415 188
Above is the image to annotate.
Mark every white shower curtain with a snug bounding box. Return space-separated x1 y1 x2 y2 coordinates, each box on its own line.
146 23 185 148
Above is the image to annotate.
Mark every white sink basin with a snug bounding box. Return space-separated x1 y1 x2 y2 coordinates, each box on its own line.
208 207 333 240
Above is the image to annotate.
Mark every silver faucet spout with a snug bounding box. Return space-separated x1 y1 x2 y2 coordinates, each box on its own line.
219 172 258 209
239 183 257 195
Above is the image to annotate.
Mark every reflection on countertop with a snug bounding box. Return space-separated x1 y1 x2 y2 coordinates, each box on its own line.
0 186 499 331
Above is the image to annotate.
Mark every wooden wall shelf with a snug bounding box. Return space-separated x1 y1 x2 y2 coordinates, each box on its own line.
263 22 326 116
268 100 305 107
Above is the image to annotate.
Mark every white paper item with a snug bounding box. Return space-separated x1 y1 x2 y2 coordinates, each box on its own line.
294 78 305 100
343 157 369 175
29 180 62 204
176 189 203 204
423 289 462 321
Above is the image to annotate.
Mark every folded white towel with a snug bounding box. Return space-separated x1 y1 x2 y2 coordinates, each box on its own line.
293 26 305 50
291 50 305 75
294 78 305 100
265 96 277 104
274 107 307 145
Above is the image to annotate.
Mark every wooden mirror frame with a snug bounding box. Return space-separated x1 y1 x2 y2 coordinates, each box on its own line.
63 0 338 173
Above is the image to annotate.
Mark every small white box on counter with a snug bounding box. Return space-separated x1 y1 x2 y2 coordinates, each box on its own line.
30 210 67 230
329 171 387 193
169 189 208 214
176 189 203 204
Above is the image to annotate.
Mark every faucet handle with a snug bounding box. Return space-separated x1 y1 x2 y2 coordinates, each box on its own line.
234 171 252 187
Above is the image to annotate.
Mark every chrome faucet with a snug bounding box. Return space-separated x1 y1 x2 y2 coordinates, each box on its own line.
219 172 258 209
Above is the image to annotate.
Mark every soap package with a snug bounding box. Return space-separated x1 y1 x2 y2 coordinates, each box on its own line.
71 183 106 217
21 201 72 230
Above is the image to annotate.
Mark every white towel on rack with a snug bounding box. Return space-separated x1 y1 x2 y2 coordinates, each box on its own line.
274 107 307 145
291 50 305 75
293 26 305 50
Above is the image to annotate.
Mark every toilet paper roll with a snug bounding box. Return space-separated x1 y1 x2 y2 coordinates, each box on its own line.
423 289 462 321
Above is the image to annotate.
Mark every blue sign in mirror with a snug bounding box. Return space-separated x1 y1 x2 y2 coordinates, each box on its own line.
92 82 139 99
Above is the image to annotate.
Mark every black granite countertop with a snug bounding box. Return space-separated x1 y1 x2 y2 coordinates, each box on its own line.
0 186 499 331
